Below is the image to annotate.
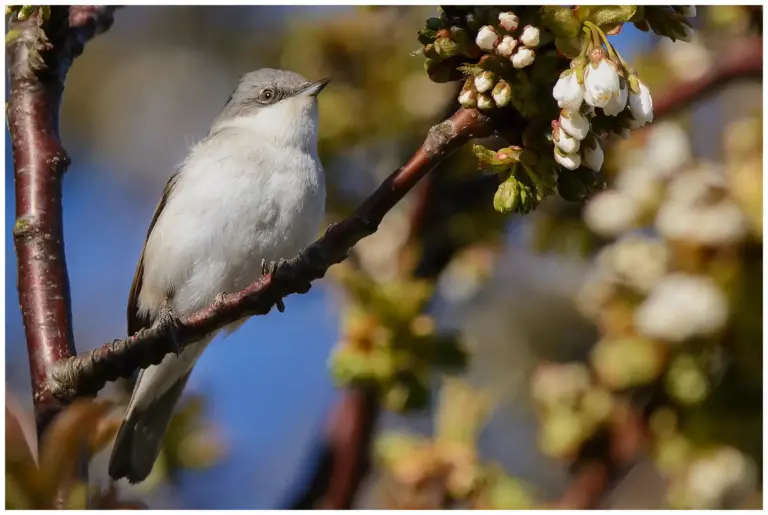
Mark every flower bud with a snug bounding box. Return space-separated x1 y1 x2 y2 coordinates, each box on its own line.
474 70 496 93
477 93 494 110
520 25 540 48
559 109 590 140
498 11 519 32
494 178 519 213
459 87 478 108
475 25 499 51
554 148 581 170
552 70 584 111
492 80 512 107
552 122 580 154
496 35 517 58
434 37 460 58
628 80 654 128
511 47 535 68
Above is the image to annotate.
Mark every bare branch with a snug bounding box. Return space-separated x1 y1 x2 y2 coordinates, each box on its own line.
48 108 493 401
7 5 115 435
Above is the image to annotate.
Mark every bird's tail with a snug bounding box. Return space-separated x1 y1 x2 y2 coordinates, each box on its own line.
108 338 210 484
108 370 191 484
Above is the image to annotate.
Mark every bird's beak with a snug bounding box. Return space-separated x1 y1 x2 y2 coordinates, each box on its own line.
301 78 331 97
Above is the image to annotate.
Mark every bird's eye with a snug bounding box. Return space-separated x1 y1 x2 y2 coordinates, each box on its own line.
259 88 275 103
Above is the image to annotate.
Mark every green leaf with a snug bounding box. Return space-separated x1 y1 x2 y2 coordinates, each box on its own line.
588 6 638 29
5 30 21 45
540 6 581 38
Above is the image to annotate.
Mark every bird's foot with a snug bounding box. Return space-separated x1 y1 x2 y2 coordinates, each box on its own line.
158 297 183 355
261 258 287 313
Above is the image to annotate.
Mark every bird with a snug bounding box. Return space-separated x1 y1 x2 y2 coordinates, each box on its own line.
108 68 329 483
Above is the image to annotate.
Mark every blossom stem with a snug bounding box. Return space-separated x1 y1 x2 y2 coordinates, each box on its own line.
585 21 618 61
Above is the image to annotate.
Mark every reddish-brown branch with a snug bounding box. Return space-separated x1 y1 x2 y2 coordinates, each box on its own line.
7 6 115 436
652 36 762 118
49 108 493 402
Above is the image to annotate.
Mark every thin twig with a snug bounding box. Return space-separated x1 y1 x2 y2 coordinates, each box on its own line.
7 5 115 436
48 108 493 401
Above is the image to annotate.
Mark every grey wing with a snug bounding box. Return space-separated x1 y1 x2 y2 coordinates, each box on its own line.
127 173 180 336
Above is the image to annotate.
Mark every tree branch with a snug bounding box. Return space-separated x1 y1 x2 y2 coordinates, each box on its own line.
48 108 493 402
652 36 762 118
7 5 115 436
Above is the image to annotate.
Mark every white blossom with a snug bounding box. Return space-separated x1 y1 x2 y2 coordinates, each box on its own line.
596 236 669 293
656 197 750 246
559 109 590 140
554 149 581 170
583 141 604 172
635 273 728 343
584 51 620 108
584 190 640 236
680 447 756 509
475 25 499 51
602 80 628 116
628 80 654 127
552 71 584 111
614 165 663 212
496 35 517 58
520 25 540 48
474 71 495 93
498 11 519 32
644 121 690 178
511 47 535 68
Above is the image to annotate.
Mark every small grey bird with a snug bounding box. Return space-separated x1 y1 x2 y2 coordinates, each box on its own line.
108 69 329 483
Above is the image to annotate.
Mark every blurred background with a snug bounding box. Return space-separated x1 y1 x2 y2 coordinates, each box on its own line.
5 5 763 509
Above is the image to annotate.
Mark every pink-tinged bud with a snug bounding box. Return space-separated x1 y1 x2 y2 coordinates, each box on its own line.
496 35 517 58
498 11 519 32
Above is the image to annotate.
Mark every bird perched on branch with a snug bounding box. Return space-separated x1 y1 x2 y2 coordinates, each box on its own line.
109 69 330 483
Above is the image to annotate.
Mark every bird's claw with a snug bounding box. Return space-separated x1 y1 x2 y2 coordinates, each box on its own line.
261 258 287 313
158 298 183 355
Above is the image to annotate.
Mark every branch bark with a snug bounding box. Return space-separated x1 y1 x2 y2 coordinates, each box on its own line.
7 6 115 436
48 108 493 401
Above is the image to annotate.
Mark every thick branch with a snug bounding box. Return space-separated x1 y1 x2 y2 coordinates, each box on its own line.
7 6 115 435
49 108 493 401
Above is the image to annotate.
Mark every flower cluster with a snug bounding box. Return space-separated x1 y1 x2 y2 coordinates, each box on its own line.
474 12 540 69
564 114 761 509
551 28 653 175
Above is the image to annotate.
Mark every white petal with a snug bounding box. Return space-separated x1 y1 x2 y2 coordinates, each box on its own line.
584 190 639 236
583 142 604 172
629 81 653 126
553 72 583 110
602 82 628 116
554 149 581 170
555 130 580 154
496 36 517 58
559 109 590 140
